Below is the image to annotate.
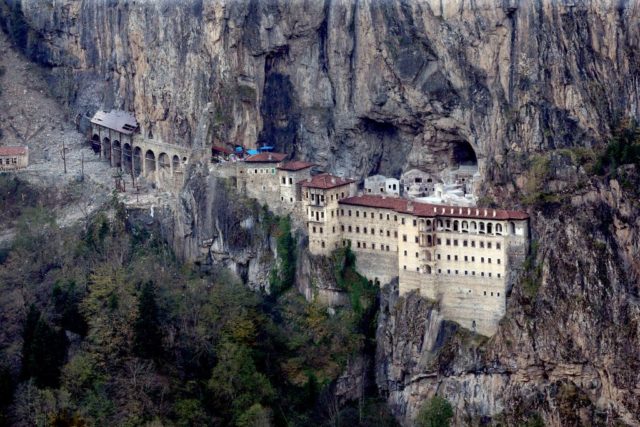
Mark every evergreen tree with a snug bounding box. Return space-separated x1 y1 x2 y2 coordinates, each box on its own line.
21 305 68 388
133 281 163 359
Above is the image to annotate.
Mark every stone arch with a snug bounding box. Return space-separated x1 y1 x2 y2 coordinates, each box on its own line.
425 265 432 274
487 223 493 234
102 137 111 160
159 152 170 171
112 141 122 168
479 222 485 233
123 143 132 173
471 221 477 231
91 134 101 154
133 147 143 176
145 149 156 173
424 251 432 261
496 223 503 234
453 220 459 232
510 221 516 235
462 221 468 231
172 155 181 171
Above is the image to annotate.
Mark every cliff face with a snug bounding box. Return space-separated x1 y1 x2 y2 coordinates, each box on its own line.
2 0 640 425
3 0 639 179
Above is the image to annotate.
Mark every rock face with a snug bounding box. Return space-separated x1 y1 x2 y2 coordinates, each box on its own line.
2 0 640 425
3 0 639 179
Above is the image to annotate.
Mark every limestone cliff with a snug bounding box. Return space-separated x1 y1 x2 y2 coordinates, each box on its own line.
2 0 640 425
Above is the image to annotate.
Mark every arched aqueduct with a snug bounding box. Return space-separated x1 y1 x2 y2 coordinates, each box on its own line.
90 110 190 184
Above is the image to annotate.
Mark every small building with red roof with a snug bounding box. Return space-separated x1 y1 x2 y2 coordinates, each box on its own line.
0 146 29 171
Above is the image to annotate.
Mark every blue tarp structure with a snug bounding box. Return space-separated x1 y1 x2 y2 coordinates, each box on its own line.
259 146 274 152
247 149 260 155
235 146 243 153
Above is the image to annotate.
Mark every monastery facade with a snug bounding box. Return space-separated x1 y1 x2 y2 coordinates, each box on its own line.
216 153 529 336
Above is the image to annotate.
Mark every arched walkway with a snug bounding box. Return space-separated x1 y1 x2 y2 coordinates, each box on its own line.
159 152 170 170
91 134 101 154
123 143 132 174
172 155 181 172
145 150 156 174
112 141 122 168
102 137 111 160
133 147 143 176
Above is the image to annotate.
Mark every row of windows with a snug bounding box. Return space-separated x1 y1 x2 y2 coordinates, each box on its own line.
400 265 502 278
435 254 501 264
340 208 397 221
307 192 347 203
281 176 294 185
436 238 501 250
1 158 19 165
346 240 392 252
252 168 275 174
343 225 398 238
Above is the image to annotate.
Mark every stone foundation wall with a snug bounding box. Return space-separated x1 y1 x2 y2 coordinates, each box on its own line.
353 249 398 286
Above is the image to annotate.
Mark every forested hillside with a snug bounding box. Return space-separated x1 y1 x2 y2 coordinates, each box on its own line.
0 175 395 426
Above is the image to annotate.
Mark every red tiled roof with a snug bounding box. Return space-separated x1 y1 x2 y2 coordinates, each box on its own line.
300 173 356 189
0 146 28 156
277 160 315 171
212 145 234 155
339 195 528 220
244 152 288 163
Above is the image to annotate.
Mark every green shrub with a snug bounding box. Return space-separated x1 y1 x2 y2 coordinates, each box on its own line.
416 395 454 427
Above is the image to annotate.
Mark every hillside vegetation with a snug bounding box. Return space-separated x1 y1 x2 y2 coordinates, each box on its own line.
0 176 396 427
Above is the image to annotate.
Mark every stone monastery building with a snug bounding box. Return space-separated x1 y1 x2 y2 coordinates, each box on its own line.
216 150 530 336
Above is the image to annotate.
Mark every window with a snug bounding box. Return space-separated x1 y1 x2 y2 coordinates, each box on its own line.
437 254 441 260
472 271 476 276
341 225 345 232
488 258 492 264
463 240 468 247
312 226 316 233
415 252 419 258
349 210 352 217
488 273 492 277
356 227 360 233
497 243 501 250
363 243 367 249
348 226 352 232
455 270 458 275
403 265 407 270
465 271 468 275
380 213 383 220
464 256 468 261
387 214 390 220
281 177 286 184
447 269 451 274
387 230 390 237
363 227 367 234
401 218 405 225
415 237 419 243
403 235 407 242
372 244 376 250
484 291 486 296
363 212 367 218
289 177 293 184
320 227 323 234
404 250 407 256
454 255 458 261
437 238 442 245
480 241 484 248
341 209 344 215
380 229 383 235
394 231 398 238
356 211 360 217
471 241 476 248
481 272 485 277
386 245 390 251
417 267 420 272
497 259 501 265
481 257 484 263
413 220 417 226
321 241 325 248
438 269 442 274
446 239 451 246
488 242 492 249
394 215 397 222
447 255 451 260
357 242 361 248
454 239 458 246
332 226 335 233
472 256 475 262
497 292 500 296
497 273 501 278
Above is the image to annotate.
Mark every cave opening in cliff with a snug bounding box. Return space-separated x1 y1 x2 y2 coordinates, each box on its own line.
451 140 477 167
